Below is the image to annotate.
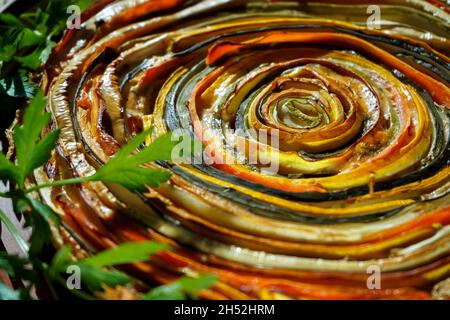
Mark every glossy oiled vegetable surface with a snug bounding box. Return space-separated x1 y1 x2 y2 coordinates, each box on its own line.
39 0 449 299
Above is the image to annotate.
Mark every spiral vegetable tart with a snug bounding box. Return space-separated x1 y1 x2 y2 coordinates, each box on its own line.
36 0 450 299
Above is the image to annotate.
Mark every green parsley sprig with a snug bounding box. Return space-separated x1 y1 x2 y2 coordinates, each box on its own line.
0 90 215 300
0 1 93 106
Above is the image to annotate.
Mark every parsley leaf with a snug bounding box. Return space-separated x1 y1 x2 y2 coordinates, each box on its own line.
0 23 44 73
77 265 130 292
80 241 170 268
0 0 93 83
23 126 184 195
142 275 218 300
50 245 129 293
48 245 72 280
27 209 52 256
0 252 37 281
27 196 59 225
142 282 186 300
0 13 26 28
18 28 45 49
13 91 59 188
88 130 180 191
50 241 170 293
0 28 23 65
15 50 43 70
0 153 20 184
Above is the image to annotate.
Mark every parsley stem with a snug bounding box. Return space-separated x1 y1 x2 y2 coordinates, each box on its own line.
0 209 29 254
37 261 60 300
24 177 92 194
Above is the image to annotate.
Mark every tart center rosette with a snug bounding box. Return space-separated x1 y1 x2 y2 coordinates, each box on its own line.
38 0 450 299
